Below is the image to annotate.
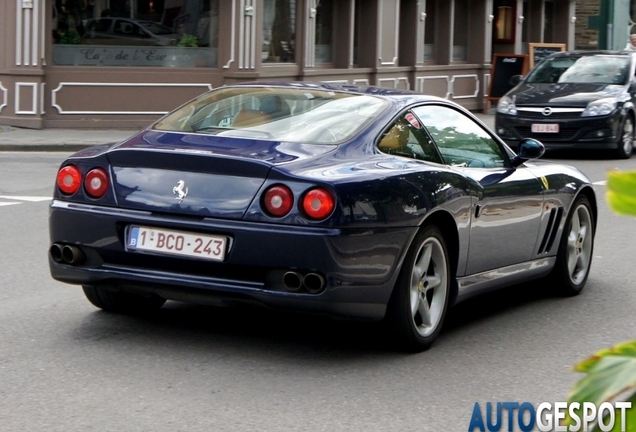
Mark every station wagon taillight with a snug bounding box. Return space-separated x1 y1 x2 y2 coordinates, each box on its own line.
263 185 294 217
56 165 82 195
302 188 335 220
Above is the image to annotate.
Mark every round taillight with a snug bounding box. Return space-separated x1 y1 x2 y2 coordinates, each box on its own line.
302 188 335 220
263 185 294 217
84 168 109 198
56 165 82 195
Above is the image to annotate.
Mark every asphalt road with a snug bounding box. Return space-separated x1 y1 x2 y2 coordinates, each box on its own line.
0 151 635 432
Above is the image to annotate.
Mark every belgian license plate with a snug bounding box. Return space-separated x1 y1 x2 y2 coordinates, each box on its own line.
531 123 559 133
127 226 227 261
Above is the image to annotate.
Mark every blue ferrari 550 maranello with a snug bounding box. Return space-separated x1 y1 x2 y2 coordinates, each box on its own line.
49 82 597 351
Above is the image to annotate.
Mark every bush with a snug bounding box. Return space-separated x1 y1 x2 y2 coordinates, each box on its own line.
59 29 83 44
178 34 198 47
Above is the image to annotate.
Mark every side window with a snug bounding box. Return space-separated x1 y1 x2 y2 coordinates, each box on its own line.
134 24 151 38
92 19 111 32
377 112 442 164
411 105 509 168
114 20 134 35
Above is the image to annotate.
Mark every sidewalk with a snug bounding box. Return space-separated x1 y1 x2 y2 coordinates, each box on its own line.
0 125 137 152
0 113 495 152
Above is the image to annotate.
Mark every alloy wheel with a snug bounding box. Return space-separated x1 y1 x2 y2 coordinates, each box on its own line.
408 237 448 337
565 204 593 286
621 117 634 158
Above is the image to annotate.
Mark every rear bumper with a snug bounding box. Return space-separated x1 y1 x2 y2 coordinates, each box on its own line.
49 200 417 320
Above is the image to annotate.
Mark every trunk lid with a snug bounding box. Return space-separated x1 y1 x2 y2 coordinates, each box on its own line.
106 130 335 219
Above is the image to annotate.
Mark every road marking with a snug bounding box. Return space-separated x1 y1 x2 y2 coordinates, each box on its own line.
0 195 51 208
593 180 607 186
0 195 51 202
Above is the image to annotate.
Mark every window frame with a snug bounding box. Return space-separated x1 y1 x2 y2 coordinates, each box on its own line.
314 0 335 65
410 104 513 169
493 0 517 44
376 109 444 165
262 0 298 65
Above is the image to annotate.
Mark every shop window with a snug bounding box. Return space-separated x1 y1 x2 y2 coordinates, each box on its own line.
493 0 516 43
452 0 468 61
52 0 219 68
353 0 375 67
262 0 296 63
353 0 361 65
543 0 554 42
315 0 334 63
423 0 436 62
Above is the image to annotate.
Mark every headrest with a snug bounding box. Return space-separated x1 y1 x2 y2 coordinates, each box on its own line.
378 123 409 149
259 95 290 117
233 110 271 127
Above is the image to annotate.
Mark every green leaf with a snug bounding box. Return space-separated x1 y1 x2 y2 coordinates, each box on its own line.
575 341 636 373
591 391 636 432
607 171 636 216
568 356 636 413
565 341 636 429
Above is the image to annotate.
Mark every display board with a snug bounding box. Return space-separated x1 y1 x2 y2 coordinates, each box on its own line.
528 43 566 69
487 54 528 102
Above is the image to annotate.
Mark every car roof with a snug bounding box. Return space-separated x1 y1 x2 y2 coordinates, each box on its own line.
549 50 635 58
221 81 449 102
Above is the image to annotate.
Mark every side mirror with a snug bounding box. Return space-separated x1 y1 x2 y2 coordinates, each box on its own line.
511 138 545 167
509 75 523 86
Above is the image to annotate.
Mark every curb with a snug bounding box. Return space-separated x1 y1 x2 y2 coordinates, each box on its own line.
0 144 93 152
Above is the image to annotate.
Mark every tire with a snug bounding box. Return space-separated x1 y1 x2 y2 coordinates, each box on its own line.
387 225 452 352
548 196 595 296
82 285 166 314
615 116 634 159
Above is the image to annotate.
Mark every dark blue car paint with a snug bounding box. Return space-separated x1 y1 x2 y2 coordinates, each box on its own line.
49 83 596 319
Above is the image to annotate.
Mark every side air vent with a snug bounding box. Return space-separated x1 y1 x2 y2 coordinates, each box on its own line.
538 207 564 254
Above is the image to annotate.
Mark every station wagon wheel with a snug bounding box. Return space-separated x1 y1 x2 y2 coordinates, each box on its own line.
616 116 634 159
549 196 595 296
387 225 451 352
82 285 166 314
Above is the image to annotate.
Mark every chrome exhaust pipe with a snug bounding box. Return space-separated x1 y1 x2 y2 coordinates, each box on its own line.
50 243 64 263
61 244 85 265
283 271 304 292
304 273 326 293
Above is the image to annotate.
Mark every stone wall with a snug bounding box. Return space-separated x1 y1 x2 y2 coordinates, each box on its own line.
575 0 600 50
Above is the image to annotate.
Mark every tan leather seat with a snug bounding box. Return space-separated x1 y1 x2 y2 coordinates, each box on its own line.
232 110 271 127
378 122 409 151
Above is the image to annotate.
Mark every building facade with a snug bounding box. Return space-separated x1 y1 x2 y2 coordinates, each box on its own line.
1 0 579 130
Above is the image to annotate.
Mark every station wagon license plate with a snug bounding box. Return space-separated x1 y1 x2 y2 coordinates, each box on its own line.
127 226 227 261
531 123 559 133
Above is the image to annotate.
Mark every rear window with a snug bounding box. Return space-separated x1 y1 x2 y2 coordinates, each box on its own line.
153 87 389 144
526 55 631 85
